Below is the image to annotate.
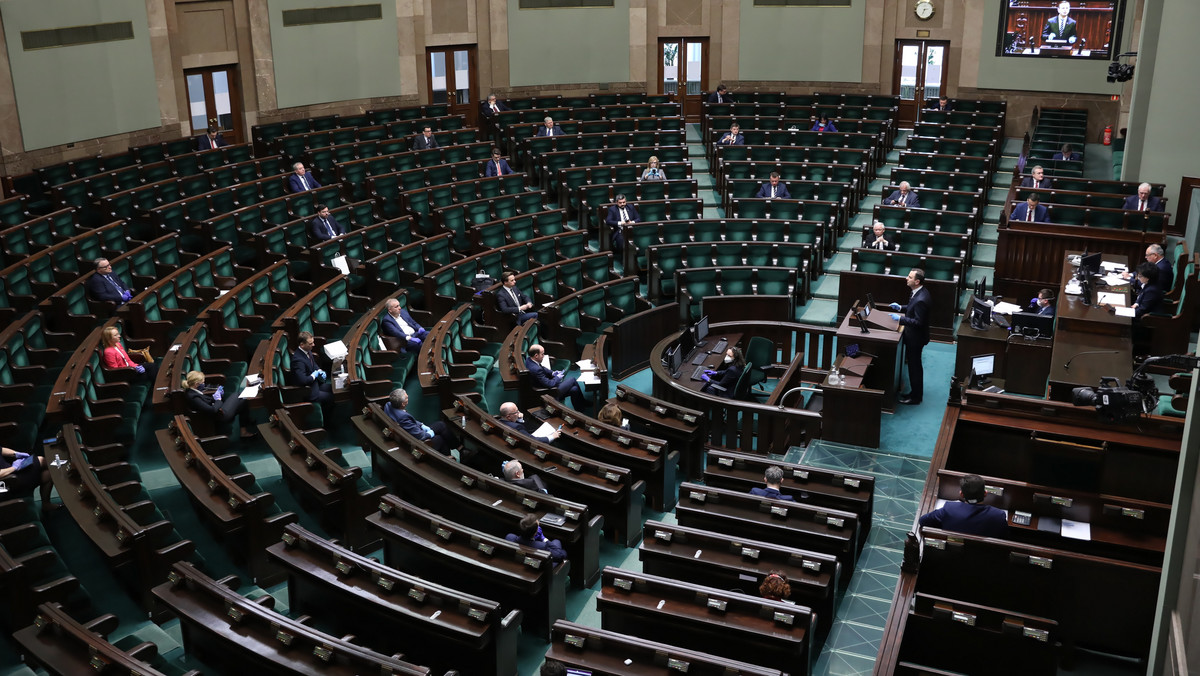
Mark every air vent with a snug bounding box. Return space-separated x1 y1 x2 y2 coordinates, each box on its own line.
282 4 383 27
21 22 135 51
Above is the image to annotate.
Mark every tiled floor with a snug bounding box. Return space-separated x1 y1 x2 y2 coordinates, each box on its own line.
785 440 931 676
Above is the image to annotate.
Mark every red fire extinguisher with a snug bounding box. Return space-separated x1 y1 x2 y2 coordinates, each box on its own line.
1102 125 1113 146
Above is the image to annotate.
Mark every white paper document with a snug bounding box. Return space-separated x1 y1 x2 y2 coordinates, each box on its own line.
331 255 350 276
534 422 557 438
239 385 260 399
579 371 601 385
1100 261 1127 272
992 301 1023 315
576 359 595 371
1102 274 1129 286
1114 307 1137 318
1060 519 1092 541
1097 292 1126 306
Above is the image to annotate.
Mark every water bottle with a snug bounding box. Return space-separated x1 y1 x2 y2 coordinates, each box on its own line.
830 366 842 386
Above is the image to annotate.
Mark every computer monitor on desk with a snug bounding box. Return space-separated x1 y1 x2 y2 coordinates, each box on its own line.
1012 311 1055 339
1079 251 1103 278
971 353 995 387
693 314 709 348
666 344 682 376
969 296 992 330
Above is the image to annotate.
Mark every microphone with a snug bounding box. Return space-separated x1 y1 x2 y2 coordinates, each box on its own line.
1063 350 1122 372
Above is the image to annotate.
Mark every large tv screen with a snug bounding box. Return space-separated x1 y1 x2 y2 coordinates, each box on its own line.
997 1 1126 60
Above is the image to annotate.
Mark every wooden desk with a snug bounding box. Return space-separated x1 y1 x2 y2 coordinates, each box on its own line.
955 320 1053 397
821 356 883 447
836 310 901 411
1048 253 1132 401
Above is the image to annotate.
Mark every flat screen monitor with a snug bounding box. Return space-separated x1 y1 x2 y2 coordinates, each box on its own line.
677 324 695 357
971 353 996 378
667 345 682 374
995 1 1127 61
969 295 992 330
1080 251 1103 276
694 315 709 344
1012 311 1056 338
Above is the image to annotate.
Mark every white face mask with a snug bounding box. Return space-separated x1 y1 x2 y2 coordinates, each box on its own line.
724 355 734 364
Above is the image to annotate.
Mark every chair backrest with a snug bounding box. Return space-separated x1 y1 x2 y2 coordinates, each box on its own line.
744 336 774 391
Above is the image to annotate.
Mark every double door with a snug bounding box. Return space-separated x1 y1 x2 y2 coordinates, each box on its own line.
892 40 950 125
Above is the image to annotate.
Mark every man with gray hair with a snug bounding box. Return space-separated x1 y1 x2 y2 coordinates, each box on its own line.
288 162 320 192
85 258 134 305
1123 182 1164 212
536 117 563 137
1124 243 1173 295
383 388 459 456
498 401 560 444
502 459 549 494
863 221 895 250
885 181 920 208
749 466 795 501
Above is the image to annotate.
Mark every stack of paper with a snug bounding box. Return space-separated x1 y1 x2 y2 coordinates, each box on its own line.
1097 292 1126 306
992 301 1022 315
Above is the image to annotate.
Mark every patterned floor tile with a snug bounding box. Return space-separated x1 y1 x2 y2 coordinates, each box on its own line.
824 618 886 658
856 542 905 573
865 523 911 552
837 594 893 628
846 568 899 600
814 648 877 676
872 475 927 502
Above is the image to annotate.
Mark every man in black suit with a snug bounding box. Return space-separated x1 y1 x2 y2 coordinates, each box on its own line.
885 181 921 208
480 93 509 118
1123 183 1165 212
1020 165 1052 189
1124 243 1173 295
1032 288 1056 316
606 194 641 253
1052 144 1081 161
755 172 791 199
888 268 931 405
379 298 428 352
497 270 538 325
863 221 895 250
526 343 589 410
290 331 333 409
929 95 952 112
502 460 550 494
85 258 133 305
411 126 439 150
707 84 732 104
309 204 345 241
288 162 321 193
716 123 743 146
536 117 564 137
1042 1 1078 44
197 126 228 150
498 401 561 444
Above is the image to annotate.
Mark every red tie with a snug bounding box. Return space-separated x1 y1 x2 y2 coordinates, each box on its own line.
1140 200 1146 211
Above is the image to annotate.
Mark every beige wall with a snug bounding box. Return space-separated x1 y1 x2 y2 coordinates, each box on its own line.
0 0 1153 180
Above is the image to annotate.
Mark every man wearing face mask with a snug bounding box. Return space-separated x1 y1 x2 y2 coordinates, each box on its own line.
498 401 561 444
525 344 589 410
701 347 746 397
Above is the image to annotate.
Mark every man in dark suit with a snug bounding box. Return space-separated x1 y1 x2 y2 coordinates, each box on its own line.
606 194 641 253
716 123 743 146
497 270 538 325
502 460 550 494
1052 144 1081 161
526 343 589 410
1041 1 1078 44
889 268 931 405
380 298 428 352
748 466 795 501
1011 194 1050 223
1123 183 1165 212
484 147 514 177
1020 165 1052 189
498 402 561 444
309 204 345 241
288 162 320 192
383 388 460 455
928 96 952 112
707 84 732 104
1125 244 1173 296
536 117 564 137
85 258 133 305
1032 288 1056 316
884 181 921 208
411 126 439 150
863 221 895 250
755 172 791 199
290 331 333 409
197 126 227 150
480 94 509 118
918 474 1008 538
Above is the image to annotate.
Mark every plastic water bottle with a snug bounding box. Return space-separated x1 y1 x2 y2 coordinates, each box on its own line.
830 367 842 386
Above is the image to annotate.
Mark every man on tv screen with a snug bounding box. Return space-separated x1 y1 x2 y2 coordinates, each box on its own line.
1042 1 1078 44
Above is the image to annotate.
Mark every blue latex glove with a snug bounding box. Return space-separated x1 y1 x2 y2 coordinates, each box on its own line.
889 313 901 321
420 424 434 440
122 290 133 302
889 302 901 311
313 369 327 381
134 365 145 373
213 389 223 401
12 455 33 471
701 373 711 382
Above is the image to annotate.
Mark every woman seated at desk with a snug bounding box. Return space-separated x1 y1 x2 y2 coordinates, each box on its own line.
1132 261 1164 318
701 347 745 397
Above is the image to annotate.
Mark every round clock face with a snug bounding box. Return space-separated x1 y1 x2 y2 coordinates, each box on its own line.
915 1 934 20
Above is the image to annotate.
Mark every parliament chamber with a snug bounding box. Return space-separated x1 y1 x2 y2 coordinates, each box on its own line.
1 1 1199 675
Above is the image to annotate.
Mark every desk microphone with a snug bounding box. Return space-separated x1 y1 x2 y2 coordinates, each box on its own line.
1063 350 1122 372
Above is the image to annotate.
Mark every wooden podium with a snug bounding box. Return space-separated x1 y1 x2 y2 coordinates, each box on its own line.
836 310 902 411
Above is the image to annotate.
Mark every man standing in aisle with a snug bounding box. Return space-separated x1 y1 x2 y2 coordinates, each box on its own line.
889 268 931 405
